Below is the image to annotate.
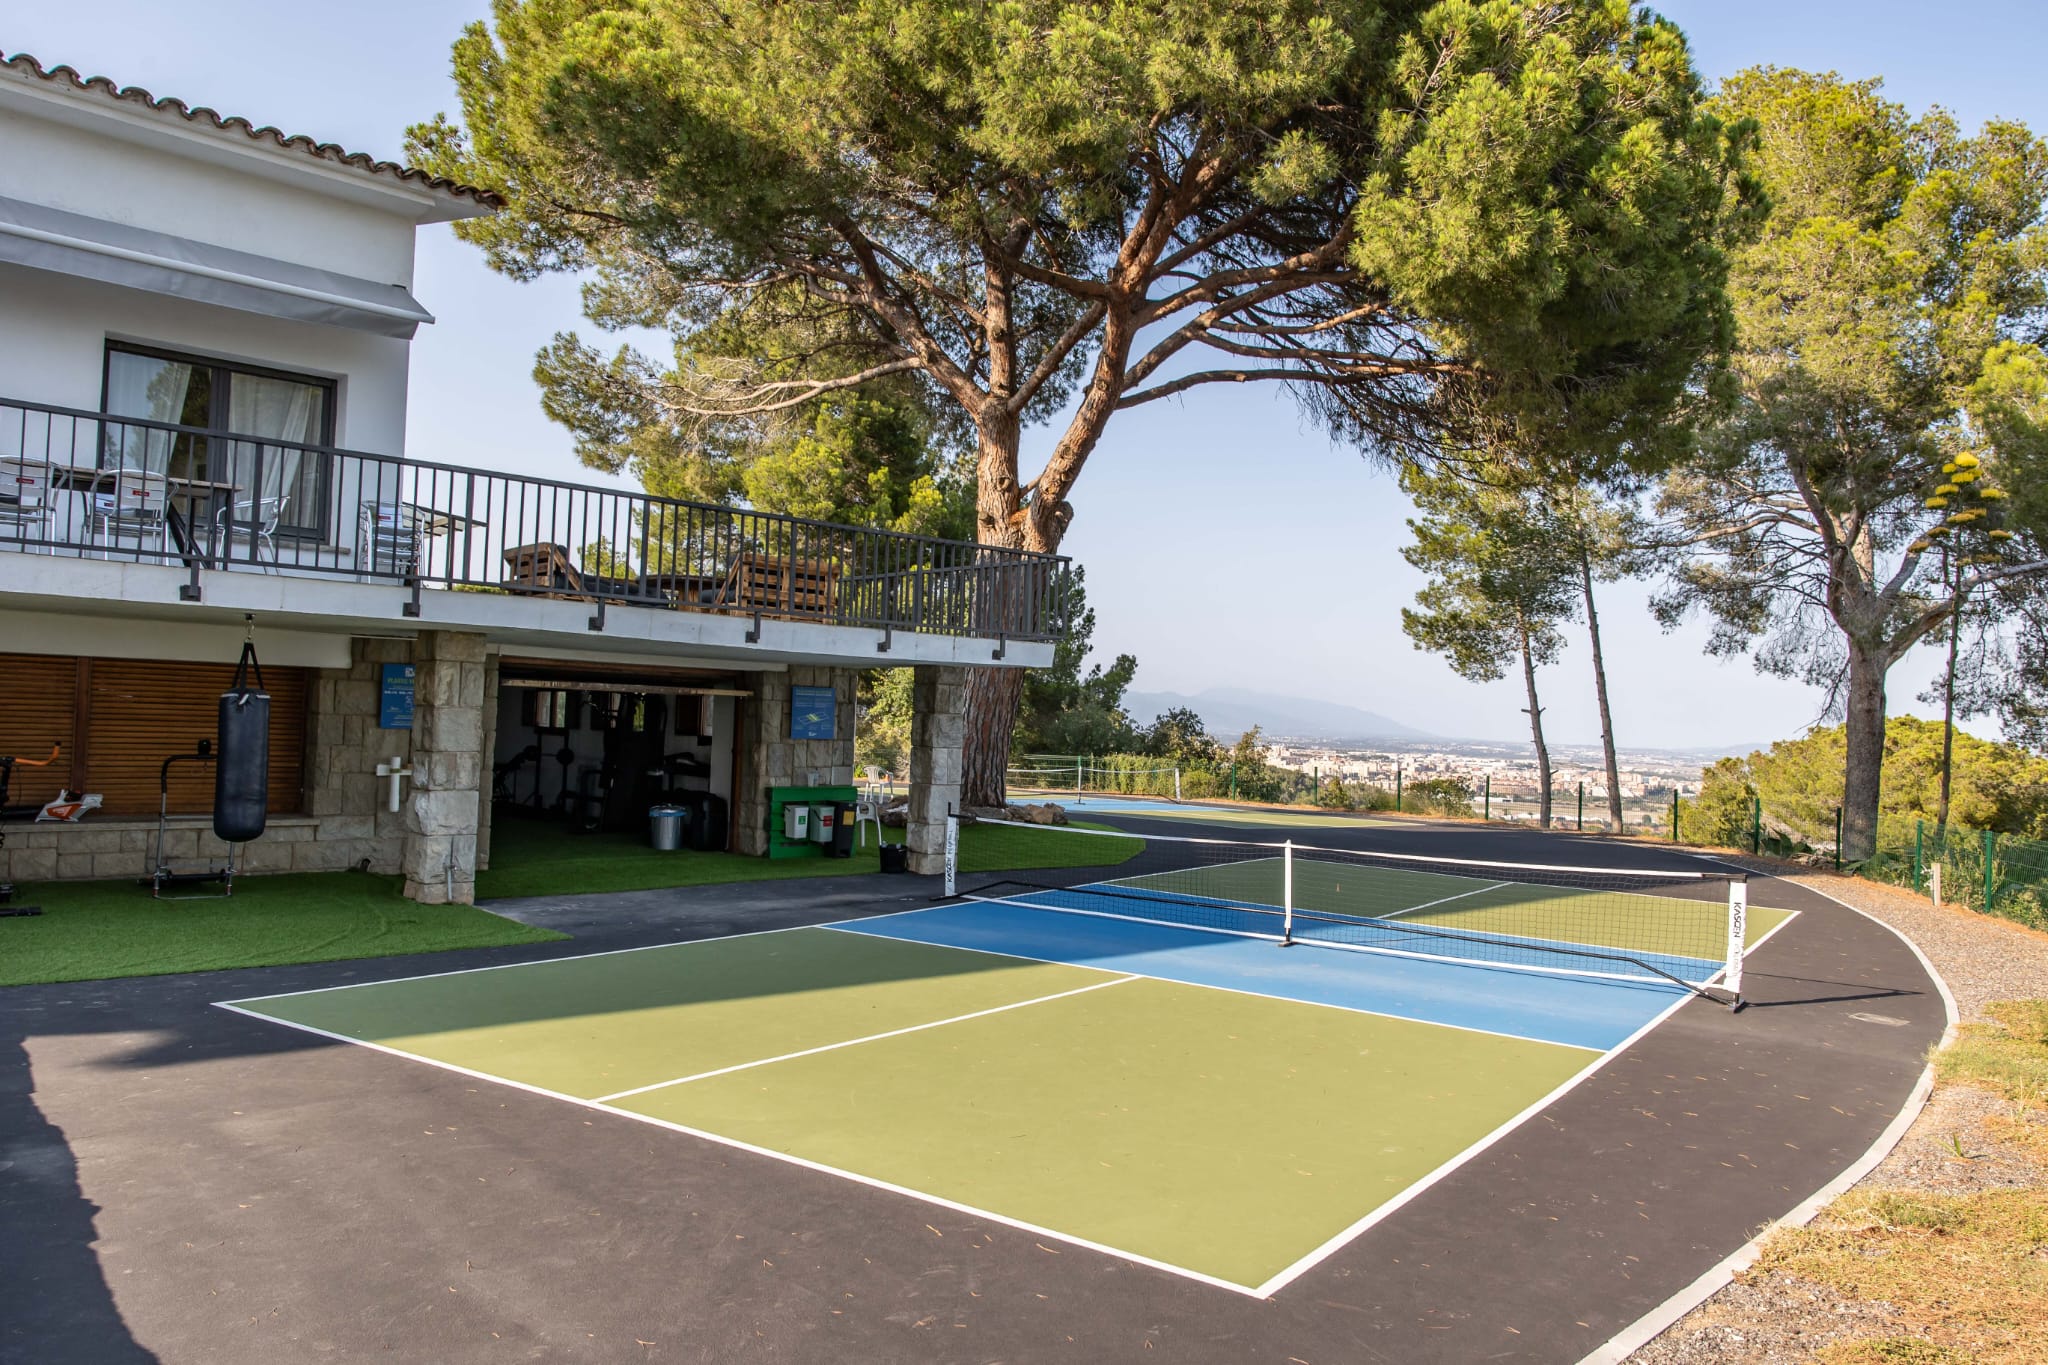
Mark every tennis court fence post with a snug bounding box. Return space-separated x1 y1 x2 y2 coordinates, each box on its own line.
1174 767 1182 802
1281 839 1295 945
943 812 958 898
1723 876 1747 1008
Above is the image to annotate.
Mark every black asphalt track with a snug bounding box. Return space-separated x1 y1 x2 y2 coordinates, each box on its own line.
0 815 1945 1364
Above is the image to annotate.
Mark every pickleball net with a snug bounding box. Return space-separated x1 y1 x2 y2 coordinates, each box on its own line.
947 818 1751 1002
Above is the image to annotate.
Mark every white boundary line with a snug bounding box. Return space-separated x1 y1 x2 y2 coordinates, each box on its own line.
216 917 871 1006
1378 880 1515 918
207 885 1814 1307
1253 985 1699 1297
592 975 1139 1103
965 889 1727 990
1576 876 1959 1365
825 919 1610 1054
212 997 1264 1298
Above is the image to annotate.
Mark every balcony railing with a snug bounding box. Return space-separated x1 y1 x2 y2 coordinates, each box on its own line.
0 396 1070 644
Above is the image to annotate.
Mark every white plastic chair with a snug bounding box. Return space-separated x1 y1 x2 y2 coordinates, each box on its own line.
87 466 169 558
0 458 53 551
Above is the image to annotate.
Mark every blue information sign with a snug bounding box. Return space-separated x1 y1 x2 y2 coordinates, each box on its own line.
379 663 416 730
790 684 837 740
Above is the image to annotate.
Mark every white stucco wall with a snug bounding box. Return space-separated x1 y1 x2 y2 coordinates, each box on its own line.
0 263 412 458
0 104 421 286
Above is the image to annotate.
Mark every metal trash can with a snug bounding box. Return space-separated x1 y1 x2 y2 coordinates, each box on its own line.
648 804 686 851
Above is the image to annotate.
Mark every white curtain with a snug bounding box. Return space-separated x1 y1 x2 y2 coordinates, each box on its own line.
102 351 192 472
226 373 321 514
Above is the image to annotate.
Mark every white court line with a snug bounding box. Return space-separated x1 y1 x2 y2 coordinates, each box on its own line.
593 974 1140 1103
962 890 1716 990
216 917 881 1007
1252 983 1700 1298
211 998 1265 1299
829 915 1614 1052
1378 880 1514 918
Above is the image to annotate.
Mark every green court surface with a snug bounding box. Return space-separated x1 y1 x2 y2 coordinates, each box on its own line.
1112 857 1792 963
226 925 1600 1292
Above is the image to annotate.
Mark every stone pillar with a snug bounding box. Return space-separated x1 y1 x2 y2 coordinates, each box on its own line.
735 666 859 855
402 631 488 904
475 652 499 872
907 665 967 875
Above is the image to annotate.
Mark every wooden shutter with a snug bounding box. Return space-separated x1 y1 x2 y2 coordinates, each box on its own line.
85 660 307 816
0 653 80 807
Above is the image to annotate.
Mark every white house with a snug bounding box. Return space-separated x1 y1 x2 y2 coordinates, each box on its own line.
0 53 1057 902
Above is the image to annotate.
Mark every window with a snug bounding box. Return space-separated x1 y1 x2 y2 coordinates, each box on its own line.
101 343 335 540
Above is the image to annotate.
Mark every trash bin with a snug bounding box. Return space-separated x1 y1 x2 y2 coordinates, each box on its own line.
811 802 837 845
648 804 686 851
878 843 909 873
783 803 810 841
831 805 857 859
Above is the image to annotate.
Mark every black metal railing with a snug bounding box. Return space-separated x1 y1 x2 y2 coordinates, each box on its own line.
0 396 1069 643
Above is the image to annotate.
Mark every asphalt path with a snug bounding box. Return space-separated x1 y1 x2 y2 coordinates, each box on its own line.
0 813 1945 1364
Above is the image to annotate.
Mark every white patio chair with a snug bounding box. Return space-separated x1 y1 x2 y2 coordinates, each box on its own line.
86 466 170 559
0 458 54 551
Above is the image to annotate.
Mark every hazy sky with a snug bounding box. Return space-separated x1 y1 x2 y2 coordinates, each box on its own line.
8 1 2045 748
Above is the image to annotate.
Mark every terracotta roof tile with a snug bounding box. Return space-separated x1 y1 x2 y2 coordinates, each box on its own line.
1 51 503 209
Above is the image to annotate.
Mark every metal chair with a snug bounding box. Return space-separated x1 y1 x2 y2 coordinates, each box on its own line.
359 501 422 581
217 492 290 568
0 458 54 551
86 466 170 559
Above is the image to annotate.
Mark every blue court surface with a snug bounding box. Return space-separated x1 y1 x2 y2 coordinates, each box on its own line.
834 900 1690 1051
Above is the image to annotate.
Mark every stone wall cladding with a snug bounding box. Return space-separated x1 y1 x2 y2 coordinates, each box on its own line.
0 636 420 886
400 631 487 905
735 666 858 856
907 665 968 875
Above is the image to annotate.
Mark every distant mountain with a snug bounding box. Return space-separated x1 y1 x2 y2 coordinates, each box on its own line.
1124 687 1434 742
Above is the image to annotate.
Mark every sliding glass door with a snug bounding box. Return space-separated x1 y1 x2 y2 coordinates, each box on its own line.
102 344 333 539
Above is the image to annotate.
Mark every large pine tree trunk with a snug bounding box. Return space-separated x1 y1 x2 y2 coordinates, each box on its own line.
961 666 1025 809
960 413 1030 809
1580 551 1625 832
1841 638 1889 863
1520 620 1553 829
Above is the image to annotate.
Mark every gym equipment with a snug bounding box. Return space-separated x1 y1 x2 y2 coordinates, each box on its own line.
0 743 60 914
145 740 236 899
214 623 270 843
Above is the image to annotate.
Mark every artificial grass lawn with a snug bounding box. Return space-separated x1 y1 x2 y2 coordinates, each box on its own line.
473 812 1142 900
0 872 565 988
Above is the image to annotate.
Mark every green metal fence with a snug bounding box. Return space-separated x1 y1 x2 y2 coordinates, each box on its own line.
1861 822 2048 930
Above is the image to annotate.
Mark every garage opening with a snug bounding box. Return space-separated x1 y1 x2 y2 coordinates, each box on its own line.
491 659 747 852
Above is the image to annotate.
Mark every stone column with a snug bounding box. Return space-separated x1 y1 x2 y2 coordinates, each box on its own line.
402 631 487 904
907 665 967 875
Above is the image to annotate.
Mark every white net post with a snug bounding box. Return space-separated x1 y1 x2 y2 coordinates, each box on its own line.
1282 839 1295 945
1075 759 1083 800
943 813 958 898
1174 767 1182 803
1722 877 1747 1005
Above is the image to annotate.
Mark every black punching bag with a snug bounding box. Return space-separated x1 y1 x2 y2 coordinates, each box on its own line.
214 634 270 843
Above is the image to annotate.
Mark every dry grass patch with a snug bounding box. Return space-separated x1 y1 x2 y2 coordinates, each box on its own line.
1744 999 2048 1365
